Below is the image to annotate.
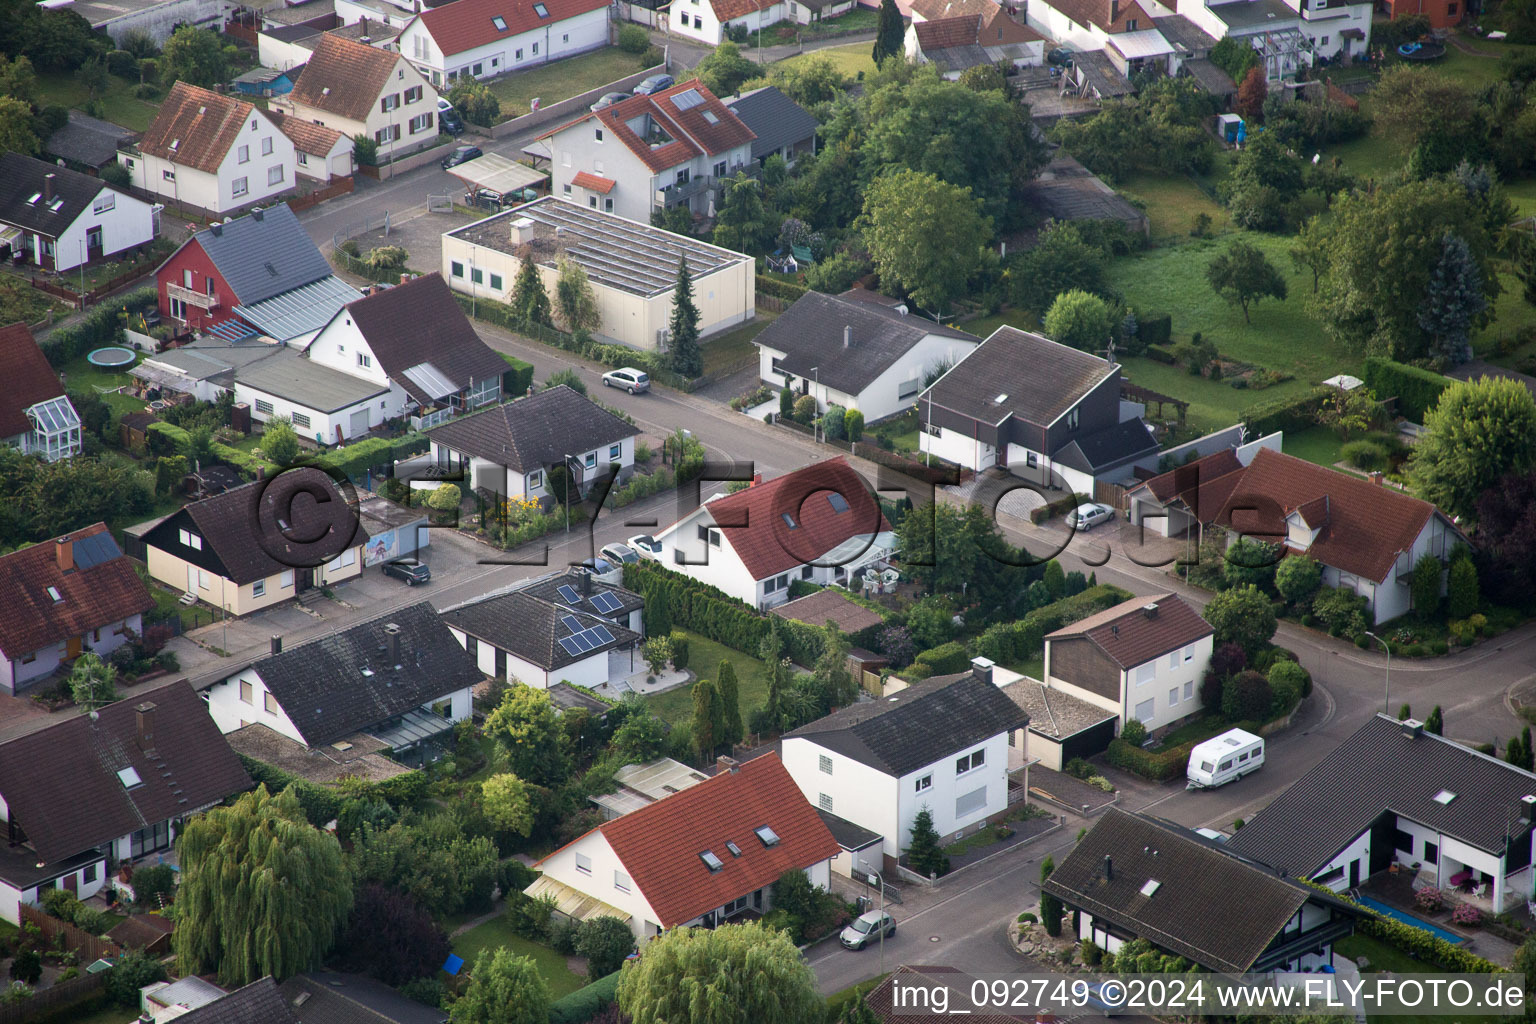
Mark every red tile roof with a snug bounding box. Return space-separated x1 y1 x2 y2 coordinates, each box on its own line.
915 14 984 48
1215 447 1447 583
570 170 616 193
1133 447 1245 522
593 754 839 928
0 522 153 658
711 0 778 21
267 109 347 157
290 35 407 123
139 83 266 175
0 323 67 440
414 0 609 58
543 81 755 174
1046 592 1213 670
704 457 889 581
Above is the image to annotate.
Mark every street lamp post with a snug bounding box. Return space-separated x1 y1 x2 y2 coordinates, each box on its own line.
1365 631 1392 715
862 864 887 976
809 367 819 443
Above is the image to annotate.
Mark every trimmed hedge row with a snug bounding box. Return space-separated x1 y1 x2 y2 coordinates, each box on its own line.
39 286 158 367
1146 344 1177 365
1362 356 1451 424
912 640 969 676
499 353 535 397
548 970 622 1024
146 422 429 482
238 754 341 827
975 585 1133 663
1138 314 1172 348
1105 737 1196 781
1242 385 1330 438
756 274 809 301
1029 493 1091 525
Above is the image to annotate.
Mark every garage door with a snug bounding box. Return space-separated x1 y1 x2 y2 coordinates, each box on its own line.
349 408 369 437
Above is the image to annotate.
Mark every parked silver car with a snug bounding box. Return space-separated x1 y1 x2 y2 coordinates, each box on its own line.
840 910 896 950
1067 502 1115 531
602 367 650 394
627 534 662 560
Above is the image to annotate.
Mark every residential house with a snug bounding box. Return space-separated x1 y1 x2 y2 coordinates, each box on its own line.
1170 0 1363 74
723 86 818 168
653 457 893 610
141 977 230 1021
1042 593 1214 738
140 476 370 615
145 978 299 1024
998 670 1118 772
907 0 1000 21
1227 714 1536 915
281 35 438 163
442 198 755 352
1124 431 1280 538
0 523 152 696
1379 0 1460 29
1025 0 1163 57
397 0 609 87
232 65 305 98
302 272 510 436
1280 0 1372 61
0 323 83 462
1130 445 1466 624
589 757 710 819
0 680 251 924
754 291 981 422
441 570 643 688
267 110 355 181
41 111 137 174
904 10 1045 76
152 204 362 344
424 384 638 499
204 602 483 759
1045 809 1361 972
280 971 448 1024
786 0 860 22
121 82 297 216
537 82 757 225
528 752 839 941
0 152 157 273
782 659 1029 871
918 326 1160 495
671 0 783 45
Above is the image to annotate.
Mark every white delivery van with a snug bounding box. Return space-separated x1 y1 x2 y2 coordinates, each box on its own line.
1186 728 1264 790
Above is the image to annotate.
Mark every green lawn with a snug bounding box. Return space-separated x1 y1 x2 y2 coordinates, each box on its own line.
60 353 146 419
36 72 163 132
643 631 770 727
489 48 653 121
1116 173 1229 243
747 8 879 46
0 273 64 326
1001 655 1044 680
69 238 176 293
702 313 776 376
452 916 586 997
1117 355 1314 435
148 581 203 631
957 307 1038 340
774 42 877 80
1282 425 1346 468
1334 933 1503 1024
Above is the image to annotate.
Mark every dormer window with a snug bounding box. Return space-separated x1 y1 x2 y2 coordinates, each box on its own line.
700 850 724 872
492 15 507 29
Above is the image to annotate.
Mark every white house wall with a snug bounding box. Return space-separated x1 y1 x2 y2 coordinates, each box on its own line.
1025 2 1108 49
122 152 224 213
0 612 141 696
1312 829 1371 891
206 666 308 742
920 425 997 472
672 0 786 44
659 511 759 606
234 381 395 445
47 190 158 272
536 831 666 941
897 732 1009 853
1121 634 1211 732
259 33 316 71
781 736 900 858
402 6 608 86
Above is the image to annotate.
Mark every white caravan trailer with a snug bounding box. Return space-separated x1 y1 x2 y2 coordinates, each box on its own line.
1186 728 1264 790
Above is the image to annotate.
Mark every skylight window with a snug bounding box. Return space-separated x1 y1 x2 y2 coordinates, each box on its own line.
699 850 724 872
492 15 506 28
828 492 850 514
754 825 780 847
47 198 63 212
702 110 719 124
993 393 1009 404
781 513 797 529
45 586 61 603
170 139 180 150
725 841 742 857
1433 789 1457 805
1140 879 1161 898
533 2 549 14
117 766 142 789
26 193 40 205
672 88 704 110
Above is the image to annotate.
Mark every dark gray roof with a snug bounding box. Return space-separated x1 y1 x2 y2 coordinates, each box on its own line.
192 205 335 306
264 22 323 41
0 152 111 238
1043 809 1349 973
245 602 484 747
441 589 638 671
1052 417 1158 474
1209 0 1297 27
784 670 1028 777
817 808 883 851
926 43 992 71
235 348 389 413
725 86 818 161
921 326 1116 429
176 979 299 1024
426 385 636 472
1226 714 1536 875
1001 678 1116 740
1074 48 1135 98
753 291 979 397
1154 14 1219 53
280 972 448 1024
519 568 644 618
1182 56 1237 95
43 111 136 168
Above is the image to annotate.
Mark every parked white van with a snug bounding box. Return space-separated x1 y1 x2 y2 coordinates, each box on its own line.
1186 728 1264 790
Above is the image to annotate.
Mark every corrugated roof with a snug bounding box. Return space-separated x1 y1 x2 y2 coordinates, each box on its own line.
235 273 363 342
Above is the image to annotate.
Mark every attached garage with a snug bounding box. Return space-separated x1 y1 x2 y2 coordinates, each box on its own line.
1002 677 1119 772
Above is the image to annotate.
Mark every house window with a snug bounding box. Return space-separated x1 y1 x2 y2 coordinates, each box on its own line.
255 399 274 415
1183 681 1193 701
1169 687 1179 706
471 268 483 284
584 452 597 469
358 353 372 368
473 62 484 75
197 569 211 590
563 32 569 41
1320 35 1329 45
609 444 622 460
1125 17 1137 28
1425 841 1438 864
956 749 985 774
262 137 273 156
240 679 254 704
589 195 598 208
231 176 249 197
83 863 97 884
268 165 284 186
1067 407 1080 430
562 184 572 195
819 754 833 774
713 160 727 177
493 14 507 29
297 151 310 165
92 192 115 214
405 85 423 103
281 570 295 588
253 579 266 597
490 273 503 290
694 15 702 27
818 792 833 811
528 470 543 489
596 128 604 142
264 691 278 714
382 94 401 113
238 144 249 164
604 197 614 212
575 852 593 875
177 528 202 551
516 48 524 59
291 412 311 430
130 821 170 859
614 870 631 892
1169 651 1179 669
1135 699 1154 722
375 125 401 144
800 565 813 579
1137 662 1155 685
1184 645 1194 662
451 261 464 278
915 774 932 792
532 42 539 53
955 787 987 819
409 113 432 134
163 169 175 181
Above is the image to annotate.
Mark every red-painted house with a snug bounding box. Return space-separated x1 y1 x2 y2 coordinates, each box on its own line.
1379 0 1461 28
153 204 359 345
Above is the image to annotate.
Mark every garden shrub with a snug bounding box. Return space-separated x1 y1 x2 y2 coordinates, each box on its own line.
1341 439 1391 472
1362 356 1451 424
1106 738 1195 781
912 641 969 676
547 970 622 1024
1243 386 1331 438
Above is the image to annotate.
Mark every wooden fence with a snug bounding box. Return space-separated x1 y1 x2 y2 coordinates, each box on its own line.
21 904 120 964
755 294 791 314
0 971 107 1024
286 175 356 213
31 260 159 309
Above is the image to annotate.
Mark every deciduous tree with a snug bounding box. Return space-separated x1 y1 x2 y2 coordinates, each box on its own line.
1006 221 1109 317
261 417 300 466
1409 376 1536 520
617 922 821 1024
712 173 771 254
0 96 38 157
575 916 635 978
860 169 990 316
1206 239 1287 324
160 25 226 87
1372 65 1475 148
484 686 570 786
1274 555 1322 607
693 41 757 98
337 884 450 986
68 652 117 711
481 773 535 838
554 257 601 334
1203 584 1277 657
1236 65 1267 122
449 948 550 1024
1042 289 1113 353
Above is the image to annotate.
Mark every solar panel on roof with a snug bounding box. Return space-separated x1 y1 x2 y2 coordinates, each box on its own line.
560 614 584 633
558 636 583 657
671 88 704 110
71 531 120 570
590 625 614 644
557 584 582 604
589 591 623 614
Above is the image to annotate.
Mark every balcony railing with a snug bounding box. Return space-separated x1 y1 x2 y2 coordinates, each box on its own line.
166 284 219 310
655 164 764 207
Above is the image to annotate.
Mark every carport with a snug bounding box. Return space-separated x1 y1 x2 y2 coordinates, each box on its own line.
447 153 548 208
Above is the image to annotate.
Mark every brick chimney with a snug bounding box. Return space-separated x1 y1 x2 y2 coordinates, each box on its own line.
55 535 74 573
716 755 740 774
970 656 994 685
271 634 282 656
384 622 402 667
43 173 55 203
135 702 157 751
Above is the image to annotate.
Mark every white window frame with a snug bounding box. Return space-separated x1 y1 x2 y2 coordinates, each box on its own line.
252 578 266 597
575 852 592 875
915 774 932 792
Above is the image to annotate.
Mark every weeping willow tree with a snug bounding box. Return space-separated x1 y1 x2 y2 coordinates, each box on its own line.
173 784 351 986
617 921 821 1024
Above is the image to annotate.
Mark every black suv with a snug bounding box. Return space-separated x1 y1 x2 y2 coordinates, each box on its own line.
382 559 431 585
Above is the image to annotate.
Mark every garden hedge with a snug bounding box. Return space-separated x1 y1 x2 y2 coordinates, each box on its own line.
1242 386 1331 438
236 754 340 827
912 640 969 676
1138 314 1172 348
499 353 535 397
975 585 1133 663
39 286 157 367
1105 738 1196 781
1300 881 1504 974
1029 493 1092 525
548 970 623 1024
756 274 808 301
1361 356 1451 424
1146 344 1177 365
